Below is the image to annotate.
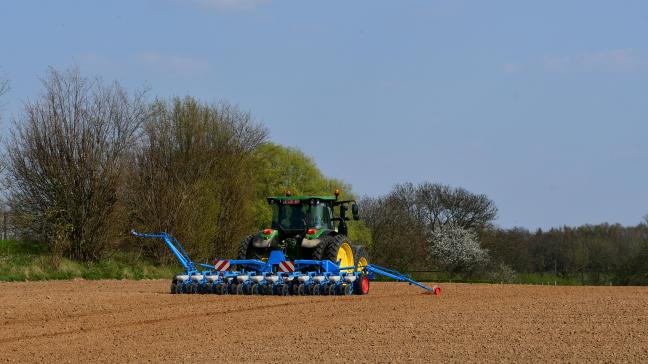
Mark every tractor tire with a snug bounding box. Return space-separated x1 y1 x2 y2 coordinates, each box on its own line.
310 235 333 260
314 235 355 267
352 245 370 270
237 235 264 261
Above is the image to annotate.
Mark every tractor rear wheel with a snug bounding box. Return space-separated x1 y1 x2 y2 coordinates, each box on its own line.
315 235 355 268
237 235 264 260
310 235 331 260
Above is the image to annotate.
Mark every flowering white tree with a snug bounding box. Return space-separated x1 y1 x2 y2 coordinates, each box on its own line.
427 224 489 275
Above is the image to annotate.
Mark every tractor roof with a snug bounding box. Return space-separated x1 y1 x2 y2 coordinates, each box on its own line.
267 195 337 201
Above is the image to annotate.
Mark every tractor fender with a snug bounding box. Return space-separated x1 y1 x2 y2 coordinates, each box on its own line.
252 235 274 248
301 229 335 248
300 237 321 248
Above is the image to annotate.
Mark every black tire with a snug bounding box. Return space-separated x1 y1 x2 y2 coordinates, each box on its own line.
310 235 334 260
354 274 370 295
343 284 354 296
237 235 264 260
327 284 336 295
235 284 244 295
170 282 177 294
352 245 370 268
313 235 354 265
280 285 290 296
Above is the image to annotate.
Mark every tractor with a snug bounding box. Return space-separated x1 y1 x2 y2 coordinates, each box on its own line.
131 190 441 296
237 189 369 271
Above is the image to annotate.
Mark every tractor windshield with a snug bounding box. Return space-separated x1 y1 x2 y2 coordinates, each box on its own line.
270 200 332 230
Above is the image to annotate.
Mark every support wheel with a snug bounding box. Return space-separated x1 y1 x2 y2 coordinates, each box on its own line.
214 283 223 295
170 282 177 294
327 284 336 295
343 284 354 296
354 274 370 295
311 284 320 295
235 284 244 295
280 285 290 296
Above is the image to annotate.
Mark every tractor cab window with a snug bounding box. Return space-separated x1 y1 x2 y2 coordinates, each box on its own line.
308 203 332 229
270 199 333 230
271 201 307 230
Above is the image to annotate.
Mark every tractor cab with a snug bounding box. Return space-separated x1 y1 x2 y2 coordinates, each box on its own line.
238 190 362 263
267 196 336 232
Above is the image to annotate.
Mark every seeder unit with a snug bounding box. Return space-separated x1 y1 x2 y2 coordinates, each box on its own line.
131 230 441 296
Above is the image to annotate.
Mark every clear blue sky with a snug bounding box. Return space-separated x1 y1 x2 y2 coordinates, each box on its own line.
1 0 647 230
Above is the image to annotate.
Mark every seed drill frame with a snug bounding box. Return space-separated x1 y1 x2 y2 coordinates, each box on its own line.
132 230 441 296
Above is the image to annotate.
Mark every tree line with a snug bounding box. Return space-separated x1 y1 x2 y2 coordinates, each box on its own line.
1 67 647 285
0 67 355 263
362 182 648 285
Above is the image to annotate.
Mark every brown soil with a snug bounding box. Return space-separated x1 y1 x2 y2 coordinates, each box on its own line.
1 280 647 363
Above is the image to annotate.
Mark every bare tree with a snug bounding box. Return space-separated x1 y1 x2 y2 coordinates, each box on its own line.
360 195 428 271
361 181 497 272
392 182 497 232
125 97 267 261
4 67 148 260
0 73 8 176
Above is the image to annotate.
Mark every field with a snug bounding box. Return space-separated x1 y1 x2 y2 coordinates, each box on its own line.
1 281 647 363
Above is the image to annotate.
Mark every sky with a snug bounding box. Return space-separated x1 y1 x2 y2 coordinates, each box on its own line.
0 0 647 230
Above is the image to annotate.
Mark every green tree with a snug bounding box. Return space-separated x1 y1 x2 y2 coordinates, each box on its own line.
126 97 267 261
250 142 371 246
251 143 349 226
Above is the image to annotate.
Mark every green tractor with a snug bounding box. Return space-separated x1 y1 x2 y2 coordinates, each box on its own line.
238 190 369 270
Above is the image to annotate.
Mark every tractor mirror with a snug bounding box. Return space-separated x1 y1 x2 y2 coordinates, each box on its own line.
351 203 360 220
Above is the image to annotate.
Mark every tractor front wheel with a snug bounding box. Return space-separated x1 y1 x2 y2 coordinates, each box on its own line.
352 245 370 271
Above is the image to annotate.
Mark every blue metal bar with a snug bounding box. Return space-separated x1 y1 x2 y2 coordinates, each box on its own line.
365 264 434 292
131 230 195 273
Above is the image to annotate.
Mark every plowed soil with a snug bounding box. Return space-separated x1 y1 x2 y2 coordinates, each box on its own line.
1 280 647 363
